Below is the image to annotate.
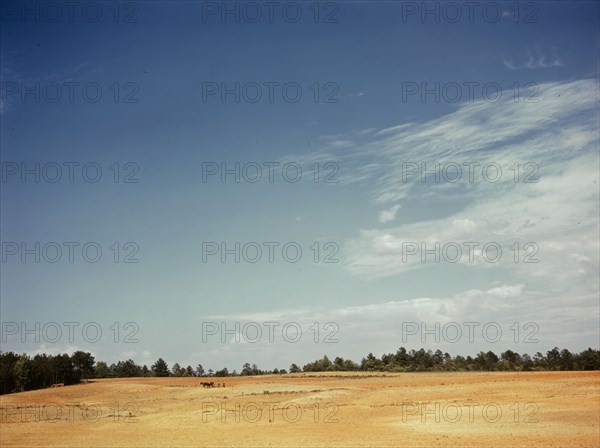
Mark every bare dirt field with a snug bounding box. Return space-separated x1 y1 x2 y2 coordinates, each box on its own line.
1 371 599 447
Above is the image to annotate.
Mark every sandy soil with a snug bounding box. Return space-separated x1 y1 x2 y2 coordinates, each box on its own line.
1 371 598 447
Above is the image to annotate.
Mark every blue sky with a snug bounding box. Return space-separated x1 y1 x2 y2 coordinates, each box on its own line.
1 1 599 372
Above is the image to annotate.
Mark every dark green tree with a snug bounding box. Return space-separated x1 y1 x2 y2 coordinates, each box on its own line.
95 361 111 378
171 363 183 376
152 358 170 377
52 353 76 385
241 362 253 376
117 359 142 377
71 351 95 381
0 352 19 394
546 347 561 370
214 367 229 377
14 355 30 392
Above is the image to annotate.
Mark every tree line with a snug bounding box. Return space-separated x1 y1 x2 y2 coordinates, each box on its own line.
1 346 599 395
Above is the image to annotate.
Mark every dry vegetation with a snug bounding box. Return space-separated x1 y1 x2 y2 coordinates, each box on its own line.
1 371 599 447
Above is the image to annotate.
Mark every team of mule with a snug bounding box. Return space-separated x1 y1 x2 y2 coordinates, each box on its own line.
200 381 225 388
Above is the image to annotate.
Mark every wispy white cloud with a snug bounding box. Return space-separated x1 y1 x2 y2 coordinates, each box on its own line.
0 59 95 114
379 204 401 223
325 139 354 149
338 80 598 284
277 80 598 353
503 48 564 70
197 282 598 367
344 91 366 99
